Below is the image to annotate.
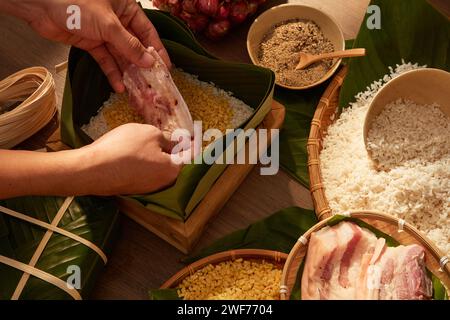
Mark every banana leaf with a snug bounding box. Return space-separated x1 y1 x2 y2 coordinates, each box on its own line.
149 288 181 300
61 9 275 220
277 40 354 187
277 0 450 186
0 196 119 299
339 0 450 108
277 85 329 187
150 208 447 300
143 9 214 58
186 207 318 263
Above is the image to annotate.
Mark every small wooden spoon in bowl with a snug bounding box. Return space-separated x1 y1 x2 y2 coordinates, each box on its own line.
295 48 366 70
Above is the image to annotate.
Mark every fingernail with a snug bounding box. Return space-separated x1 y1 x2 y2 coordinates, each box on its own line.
139 51 155 68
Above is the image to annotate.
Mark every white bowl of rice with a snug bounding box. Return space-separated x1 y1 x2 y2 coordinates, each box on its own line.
364 68 450 168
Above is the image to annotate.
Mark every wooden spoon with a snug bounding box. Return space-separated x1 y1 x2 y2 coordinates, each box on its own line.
295 48 366 70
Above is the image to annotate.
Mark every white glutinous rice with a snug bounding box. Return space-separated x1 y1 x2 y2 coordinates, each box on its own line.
320 60 450 255
81 92 136 140
367 99 450 169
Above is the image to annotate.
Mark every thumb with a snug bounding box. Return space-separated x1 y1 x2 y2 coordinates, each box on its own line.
105 17 154 68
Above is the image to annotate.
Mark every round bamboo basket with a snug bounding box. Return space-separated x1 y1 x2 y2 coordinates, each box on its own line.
0 67 57 149
161 249 287 297
307 66 348 220
290 66 450 299
281 210 450 299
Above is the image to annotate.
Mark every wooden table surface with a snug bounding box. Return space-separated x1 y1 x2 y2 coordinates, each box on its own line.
0 0 448 299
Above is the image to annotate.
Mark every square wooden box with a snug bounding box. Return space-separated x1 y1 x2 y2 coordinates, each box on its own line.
47 101 285 253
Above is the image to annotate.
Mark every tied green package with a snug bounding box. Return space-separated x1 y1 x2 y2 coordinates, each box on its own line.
0 196 119 300
60 10 275 220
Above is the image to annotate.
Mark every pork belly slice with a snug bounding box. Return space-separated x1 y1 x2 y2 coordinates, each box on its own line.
337 222 363 288
375 245 433 300
375 247 397 300
355 237 386 300
326 222 365 299
123 47 194 138
301 222 433 300
357 244 432 300
302 222 378 299
301 226 338 300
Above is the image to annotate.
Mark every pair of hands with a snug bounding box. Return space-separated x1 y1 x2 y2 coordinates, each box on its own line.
17 0 180 194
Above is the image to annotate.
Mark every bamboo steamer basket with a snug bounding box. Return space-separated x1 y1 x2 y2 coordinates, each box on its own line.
281 210 450 299
161 249 287 298
280 67 450 299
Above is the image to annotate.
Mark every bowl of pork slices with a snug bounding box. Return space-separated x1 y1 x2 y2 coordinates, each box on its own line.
280 211 450 300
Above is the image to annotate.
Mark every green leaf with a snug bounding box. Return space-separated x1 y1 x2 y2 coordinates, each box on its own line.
144 10 214 58
0 196 119 300
186 207 318 263
433 274 449 300
149 288 181 300
339 0 450 108
61 10 275 219
276 84 331 187
345 39 355 49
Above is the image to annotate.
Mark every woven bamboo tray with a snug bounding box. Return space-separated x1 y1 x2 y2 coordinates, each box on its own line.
307 66 348 220
281 210 450 299
161 249 287 291
283 66 450 299
47 100 285 254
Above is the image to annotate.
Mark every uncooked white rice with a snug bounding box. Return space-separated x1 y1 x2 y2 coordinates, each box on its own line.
320 60 450 255
82 112 107 141
367 99 450 170
81 93 122 140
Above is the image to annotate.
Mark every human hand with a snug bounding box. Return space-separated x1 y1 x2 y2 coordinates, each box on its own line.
0 123 182 199
82 123 181 195
12 0 171 93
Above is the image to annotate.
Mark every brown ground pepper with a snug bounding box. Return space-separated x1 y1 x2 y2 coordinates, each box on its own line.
258 19 335 87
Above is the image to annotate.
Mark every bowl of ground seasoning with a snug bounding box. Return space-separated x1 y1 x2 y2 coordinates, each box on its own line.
247 4 345 89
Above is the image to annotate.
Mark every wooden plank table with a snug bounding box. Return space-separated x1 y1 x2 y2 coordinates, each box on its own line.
0 0 448 299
